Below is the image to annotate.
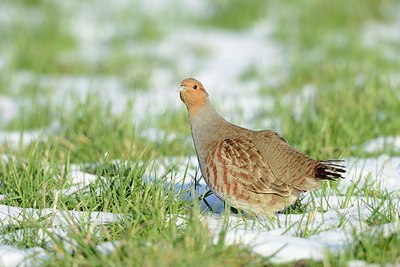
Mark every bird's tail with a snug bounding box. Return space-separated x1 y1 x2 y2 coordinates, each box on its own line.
315 160 346 180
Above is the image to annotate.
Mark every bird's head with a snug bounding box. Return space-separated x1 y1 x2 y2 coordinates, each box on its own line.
179 78 209 115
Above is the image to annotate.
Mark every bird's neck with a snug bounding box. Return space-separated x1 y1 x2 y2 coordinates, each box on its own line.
188 98 229 157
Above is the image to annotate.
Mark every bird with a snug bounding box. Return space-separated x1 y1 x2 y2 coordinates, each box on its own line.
178 78 346 218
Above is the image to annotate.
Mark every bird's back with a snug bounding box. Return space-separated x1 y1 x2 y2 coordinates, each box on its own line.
253 130 344 192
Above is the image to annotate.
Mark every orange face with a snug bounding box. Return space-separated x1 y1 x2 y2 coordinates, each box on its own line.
179 78 209 115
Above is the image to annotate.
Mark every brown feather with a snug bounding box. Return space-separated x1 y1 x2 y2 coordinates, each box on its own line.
179 78 346 217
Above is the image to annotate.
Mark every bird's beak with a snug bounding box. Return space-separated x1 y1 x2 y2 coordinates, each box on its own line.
178 85 186 93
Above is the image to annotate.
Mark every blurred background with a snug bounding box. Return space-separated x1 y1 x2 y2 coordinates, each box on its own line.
1 2 399 266
0 0 399 161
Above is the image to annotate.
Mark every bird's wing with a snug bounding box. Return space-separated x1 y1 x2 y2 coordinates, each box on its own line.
205 137 291 197
254 130 345 190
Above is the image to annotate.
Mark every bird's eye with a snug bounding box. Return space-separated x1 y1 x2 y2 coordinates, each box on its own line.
193 85 198 90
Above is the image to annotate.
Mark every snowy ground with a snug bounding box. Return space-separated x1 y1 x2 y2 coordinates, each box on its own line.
1 0 400 266
0 154 399 265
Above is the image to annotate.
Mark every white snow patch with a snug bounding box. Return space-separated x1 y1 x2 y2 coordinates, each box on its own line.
61 0 210 64
343 155 400 193
0 205 122 228
363 17 400 47
205 213 351 263
1 227 68 250
0 245 48 267
233 230 324 262
57 169 101 196
140 127 190 144
96 241 121 255
9 73 132 116
309 230 350 251
362 5 400 60
369 222 400 239
0 130 42 148
143 156 226 213
0 96 19 124
0 2 43 28
357 136 400 153
348 260 382 267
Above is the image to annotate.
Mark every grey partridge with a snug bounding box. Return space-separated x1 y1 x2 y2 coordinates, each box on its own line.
179 78 345 218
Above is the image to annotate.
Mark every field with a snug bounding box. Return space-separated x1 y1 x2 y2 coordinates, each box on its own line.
0 0 399 266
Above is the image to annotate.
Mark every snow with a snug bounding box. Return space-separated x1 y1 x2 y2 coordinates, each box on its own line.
362 11 400 47
96 241 121 255
145 155 400 263
7 73 132 116
134 155 400 263
343 155 400 192
1 140 399 261
1 0 400 265
2 153 396 265
362 4 400 61
0 203 124 265
348 260 381 267
63 17 286 126
0 205 122 228
0 130 43 148
0 245 48 267
357 136 400 154
0 96 19 124
2 9 286 128
56 169 100 196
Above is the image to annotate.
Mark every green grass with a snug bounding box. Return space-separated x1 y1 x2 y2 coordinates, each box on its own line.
0 0 400 266
38 220 265 267
260 0 400 159
4 100 54 131
330 231 400 265
6 2 76 74
2 93 191 162
0 148 268 266
0 145 66 209
273 82 400 158
202 0 269 29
